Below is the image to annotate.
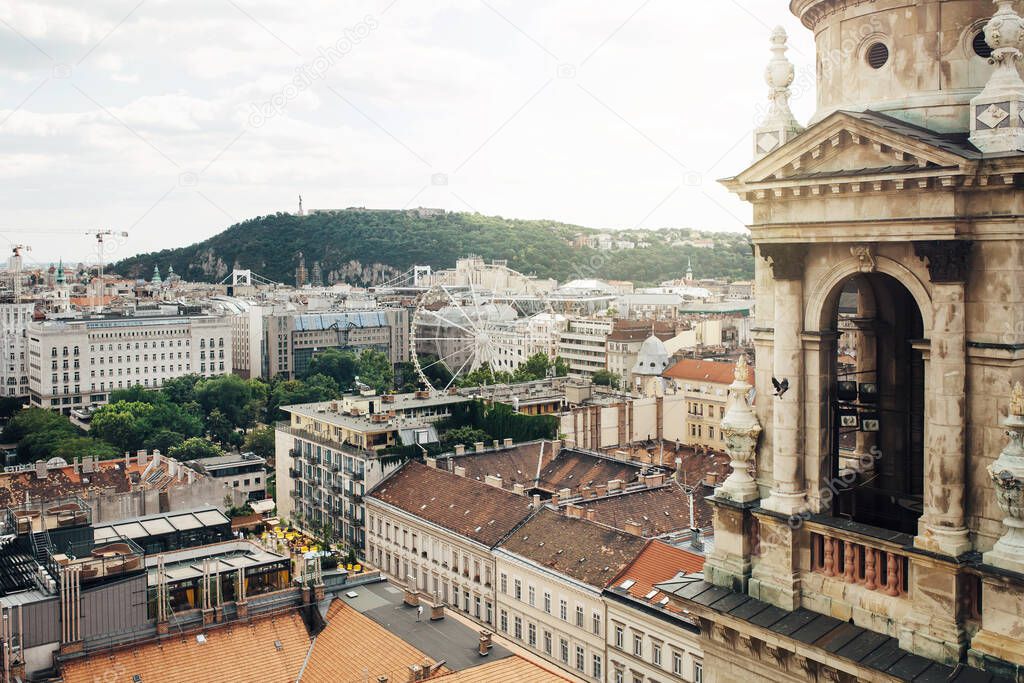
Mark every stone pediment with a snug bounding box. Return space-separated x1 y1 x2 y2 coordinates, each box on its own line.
723 110 980 195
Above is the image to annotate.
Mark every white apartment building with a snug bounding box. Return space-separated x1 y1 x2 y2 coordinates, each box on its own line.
495 508 646 682
489 313 567 373
557 318 614 379
364 461 535 629
26 313 232 413
0 303 33 398
603 541 706 683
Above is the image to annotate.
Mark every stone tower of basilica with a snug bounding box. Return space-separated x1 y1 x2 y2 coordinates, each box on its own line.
681 1 1024 680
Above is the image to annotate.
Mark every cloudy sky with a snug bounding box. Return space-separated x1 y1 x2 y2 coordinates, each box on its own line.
0 1 815 266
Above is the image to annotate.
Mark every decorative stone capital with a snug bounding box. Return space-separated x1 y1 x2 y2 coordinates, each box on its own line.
718 355 762 504
985 381 1024 572
970 1 1024 153
912 240 973 283
755 27 804 160
759 244 807 280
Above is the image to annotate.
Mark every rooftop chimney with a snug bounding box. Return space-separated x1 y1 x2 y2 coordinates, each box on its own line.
484 474 503 488
454 466 466 478
532 494 541 508
425 457 437 469
585 508 597 522
82 456 94 474
513 483 525 496
565 505 583 519
503 438 513 448
492 440 499 450
550 494 560 506
674 457 684 484
474 441 485 453
454 444 465 456
624 520 643 536
34 460 47 480
551 439 562 453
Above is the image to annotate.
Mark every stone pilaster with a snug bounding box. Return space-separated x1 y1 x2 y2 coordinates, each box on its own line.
748 509 801 610
760 244 808 516
914 241 973 558
704 497 758 593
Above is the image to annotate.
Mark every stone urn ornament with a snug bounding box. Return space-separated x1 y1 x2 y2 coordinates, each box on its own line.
717 355 762 504
985 381 1024 573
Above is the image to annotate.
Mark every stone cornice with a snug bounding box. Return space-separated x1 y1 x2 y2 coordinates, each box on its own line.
790 0 877 30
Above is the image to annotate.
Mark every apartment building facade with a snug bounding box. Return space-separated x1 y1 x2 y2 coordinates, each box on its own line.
494 508 646 682
274 391 468 546
264 309 408 379
365 461 535 628
604 541 706 683
557 318 614 379
26 313 232 413
662 358 751 452
0 303 33 398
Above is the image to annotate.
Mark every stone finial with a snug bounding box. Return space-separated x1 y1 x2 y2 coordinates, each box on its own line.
717 354 761 504
754 27 803 160
969 1 1024 153
1010 381 1024 417
734 354 750 384
984 380 1024 572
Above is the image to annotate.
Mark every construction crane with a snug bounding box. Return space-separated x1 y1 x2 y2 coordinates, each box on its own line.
9 244 29 302
89 230 128 284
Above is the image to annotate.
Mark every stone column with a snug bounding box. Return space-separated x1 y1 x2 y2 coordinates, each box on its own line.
913 241 972 557
760 244 807 516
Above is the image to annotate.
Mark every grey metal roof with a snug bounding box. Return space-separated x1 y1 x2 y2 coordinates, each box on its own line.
655 578 1010 682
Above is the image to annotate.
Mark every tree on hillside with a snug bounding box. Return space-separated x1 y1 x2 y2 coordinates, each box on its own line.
355 349 394 393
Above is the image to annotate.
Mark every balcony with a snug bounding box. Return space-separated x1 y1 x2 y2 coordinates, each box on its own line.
288 468 301 479
349 470 365 482
288 449 300 460
806 524 910 598
289 490 302 501
11 495 91 534
352 494 364 505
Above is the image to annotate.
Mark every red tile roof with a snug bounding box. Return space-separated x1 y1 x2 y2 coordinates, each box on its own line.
442 440 555 491
574 485 712 538
662 358 752 385
61 610 311 683
606 539 705 616
536 450 642 494
367 461 535 547
499 508 647 589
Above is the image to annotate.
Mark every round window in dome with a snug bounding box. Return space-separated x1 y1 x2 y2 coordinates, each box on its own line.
973 31 993 59
866 42 889 69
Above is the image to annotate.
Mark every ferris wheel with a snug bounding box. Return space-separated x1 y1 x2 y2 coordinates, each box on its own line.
409 278 559 394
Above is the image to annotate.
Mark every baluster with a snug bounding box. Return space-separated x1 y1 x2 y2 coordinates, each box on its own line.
864 547 877 591
823 537 836 577
884 552 900 596
844 541 856 583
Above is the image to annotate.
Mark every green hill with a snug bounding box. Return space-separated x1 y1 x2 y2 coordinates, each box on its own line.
111 209 753 287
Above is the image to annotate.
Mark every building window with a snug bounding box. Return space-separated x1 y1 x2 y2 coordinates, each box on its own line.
614 669 624 683
559 638 569 664
499 609 508 633
592 654 602 679
633 633 643 657
528 585 535 607
528 622 536 647
575 604 584 628
543 630 552 655
500 573 507 594
694 662 703 683
513 616 522 640
614 624 624 649
543 591 551 614
559 599 567 621
514 579 522 601
673 651 683 675
592 611 601 636
652 642 662 666
575 645 585 672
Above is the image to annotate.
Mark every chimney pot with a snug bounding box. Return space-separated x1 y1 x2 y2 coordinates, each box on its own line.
454 466 466 478
492 439 499 450
586 508 597 522
454 444 465 456
624 520 642 536
550 494 560 506
34 460 47 480
473 441 485 453
513 483 525 496
425 457 437 469
532 494 541 507
503 438 513 448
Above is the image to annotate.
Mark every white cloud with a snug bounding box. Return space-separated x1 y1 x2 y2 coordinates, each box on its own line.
0 0 815 263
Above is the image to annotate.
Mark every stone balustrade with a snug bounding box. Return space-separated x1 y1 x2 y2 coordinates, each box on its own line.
809 531 908 597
